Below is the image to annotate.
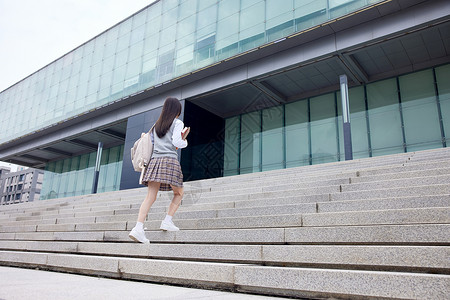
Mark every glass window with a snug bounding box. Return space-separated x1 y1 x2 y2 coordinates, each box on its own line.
144 33 160 55
126 58 142 82
367 78 404 156
162 6 178 29
197 5 217 31
294 0 327 31
266 0 294 41
130 25 146 45
239 1 265 51
195 34 215 65
118 18 132 37
75 153 89 195
105 26 119 44
224 116 240 176
198 0 215 11
216 12 239 50
175 44 194 75
262 106 284 171
177 14 196 38
435 64 450 144
399 69 442 151
115 48 129 68
129 41 144 61
219 0 239 20
159 24 176 47
310 93 339 164
163 0 178 12
132 10 147 29
240 1 265 33
285 99 310 167
179 0 197 20
117 33 131 52
146 14 161 37
240 111 261 174
157 49 175 80
241 0 261 10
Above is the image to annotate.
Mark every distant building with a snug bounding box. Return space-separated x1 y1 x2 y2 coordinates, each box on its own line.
0 168 44 205
0 167 11 202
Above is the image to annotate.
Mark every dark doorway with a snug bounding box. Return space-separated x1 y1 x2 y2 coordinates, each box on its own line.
181 101 225 181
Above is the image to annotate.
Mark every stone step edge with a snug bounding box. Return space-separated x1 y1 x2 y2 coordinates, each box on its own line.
3 193 450 227
2 224 450 246
0 251 448 299
1 206 449 233
2 199 450 229
0 242 448 274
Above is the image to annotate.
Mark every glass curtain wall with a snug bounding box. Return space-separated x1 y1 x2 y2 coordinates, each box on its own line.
40 145 123 200
224 64 449 175
0 0 385 145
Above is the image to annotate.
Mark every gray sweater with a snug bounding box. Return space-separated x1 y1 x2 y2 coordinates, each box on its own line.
152 118 188 158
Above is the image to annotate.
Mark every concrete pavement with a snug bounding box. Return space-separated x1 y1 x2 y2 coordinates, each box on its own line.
0 266 285 300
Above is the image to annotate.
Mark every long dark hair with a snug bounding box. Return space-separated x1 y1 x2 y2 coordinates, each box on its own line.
155 97 182 138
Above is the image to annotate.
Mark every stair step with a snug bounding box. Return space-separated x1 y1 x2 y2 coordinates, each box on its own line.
0 241 447 273
234 265 450 299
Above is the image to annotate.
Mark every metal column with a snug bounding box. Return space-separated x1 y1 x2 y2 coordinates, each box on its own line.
91 142 103 194
340 75 353 160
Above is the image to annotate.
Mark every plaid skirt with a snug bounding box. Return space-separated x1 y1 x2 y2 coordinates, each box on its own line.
141 156 183 191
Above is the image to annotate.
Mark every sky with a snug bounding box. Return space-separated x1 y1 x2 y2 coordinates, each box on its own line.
0 0 155 171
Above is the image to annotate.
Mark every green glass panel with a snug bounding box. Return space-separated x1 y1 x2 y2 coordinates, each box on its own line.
435 64 450 144
240 111 261 174
310 93 338 164
262 106 284 171
115 145 124 189
399 69 442 151
58 158 71 196
75 154 89 196
66 156 80 197
224 116 240 176
84 152 97 194
97 148 110 193
285 99 310 168
367 78 404 156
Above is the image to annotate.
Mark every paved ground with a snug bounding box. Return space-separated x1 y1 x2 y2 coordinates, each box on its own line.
0 266 286 300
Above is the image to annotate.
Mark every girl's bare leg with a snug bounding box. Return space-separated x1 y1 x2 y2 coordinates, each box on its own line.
137 181 160 223
167 185 183 216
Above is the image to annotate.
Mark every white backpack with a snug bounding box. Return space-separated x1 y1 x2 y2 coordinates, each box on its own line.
130 124 155 184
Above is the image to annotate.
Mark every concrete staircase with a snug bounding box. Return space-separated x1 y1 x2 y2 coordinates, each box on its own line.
1 147 449 299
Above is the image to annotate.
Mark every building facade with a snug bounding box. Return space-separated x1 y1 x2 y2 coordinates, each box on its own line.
0 0 449 200
0 168 44 205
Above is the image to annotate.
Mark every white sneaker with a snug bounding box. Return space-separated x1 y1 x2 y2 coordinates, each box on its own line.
129 227 150 244
160 220 179 231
